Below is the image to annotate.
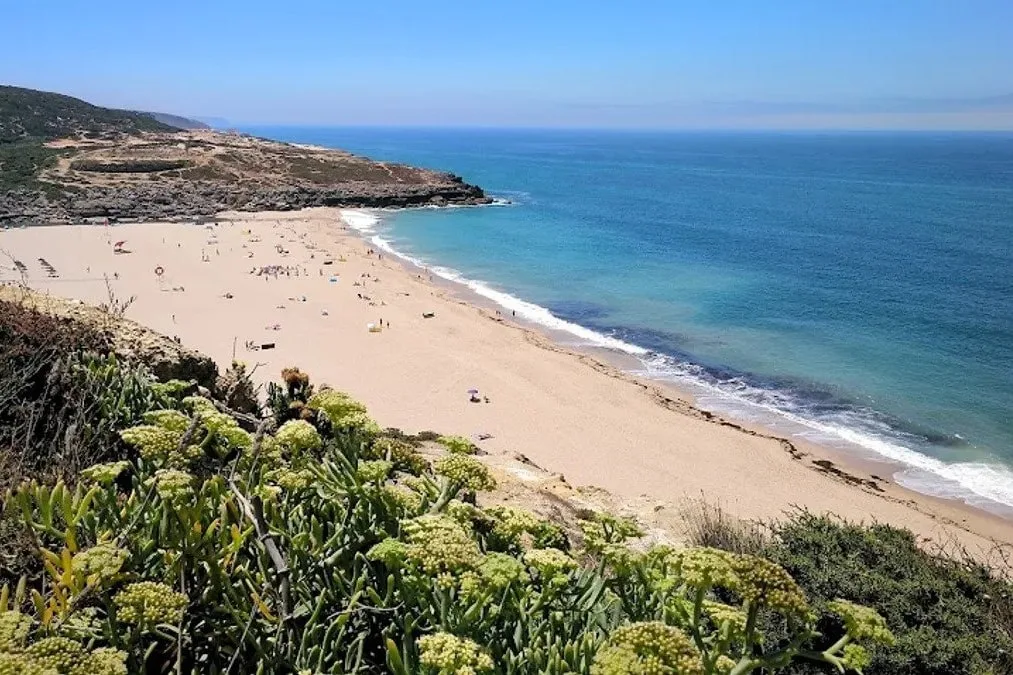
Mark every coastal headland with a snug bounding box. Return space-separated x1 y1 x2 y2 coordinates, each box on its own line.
3 207 1010 561
0 85 490 225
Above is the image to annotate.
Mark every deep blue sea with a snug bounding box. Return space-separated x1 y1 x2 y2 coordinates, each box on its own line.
247 127 1013 514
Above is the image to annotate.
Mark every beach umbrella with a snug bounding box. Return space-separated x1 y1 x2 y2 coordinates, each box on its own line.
467 389 479 395
114 240 126 248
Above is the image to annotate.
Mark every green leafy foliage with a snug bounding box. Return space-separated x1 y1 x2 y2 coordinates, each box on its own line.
0 374 893 674
761 513 1013 675
0 141 65 192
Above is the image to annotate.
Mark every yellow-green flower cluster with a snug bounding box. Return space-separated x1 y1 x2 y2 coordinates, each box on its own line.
591 622 704 675
346 412 383 435
664 548 810 620
0 652 44 675
5 637 128 675
274 419 322 455
599 544 643 576
828 599 895 645
114 581 187 626
487 506 542 546
89 648 128 675
148 469 195 505
22 637 88 674
402 515 482 574
671 548 740 593
434 455 496 492
366 538 408 568
523 547 577 585
178 398 253 449
437 435 478 455
122 408 224 467
382 485 423 514
477 552 527 589
218 425 253 451
356 460 392 483
445 500 489 528
580 513 644 553
840 643 872 671
182 395 216 416
266 468 315 491
702 601 747 638
150 379 191 398
731 555 810 620
366 438 428 475
120 424 179 462
142 409 190 433
56 608 101 643
417 632 494 674
80 461 130 485
0 611 31 651
71 543 128 584
713 655 737 674
307 390 368 428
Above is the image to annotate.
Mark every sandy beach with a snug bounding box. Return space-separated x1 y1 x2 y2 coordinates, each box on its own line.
3 207 1011 557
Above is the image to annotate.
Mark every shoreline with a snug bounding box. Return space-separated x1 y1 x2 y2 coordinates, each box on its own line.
347 206 1013 521
2 207 1011 561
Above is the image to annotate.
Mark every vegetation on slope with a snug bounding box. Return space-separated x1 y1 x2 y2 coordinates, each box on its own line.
0 300 1008 674
1 362 894 674
0 85 177 194
0 85 174 143
684 504 1013 675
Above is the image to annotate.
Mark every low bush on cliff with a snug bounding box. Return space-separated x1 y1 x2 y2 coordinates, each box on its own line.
686 502 1013 675
762 514 1013 675
0 373 894 674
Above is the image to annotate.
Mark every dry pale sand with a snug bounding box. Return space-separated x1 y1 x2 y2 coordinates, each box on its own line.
3 207 1011 557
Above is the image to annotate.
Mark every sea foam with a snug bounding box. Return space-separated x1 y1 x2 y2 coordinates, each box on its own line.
338 208 1013 517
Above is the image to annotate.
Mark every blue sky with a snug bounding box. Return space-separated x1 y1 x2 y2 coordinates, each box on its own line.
4 0 1012 128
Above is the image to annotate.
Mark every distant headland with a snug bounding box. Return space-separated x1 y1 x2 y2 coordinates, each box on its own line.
0 85 490 225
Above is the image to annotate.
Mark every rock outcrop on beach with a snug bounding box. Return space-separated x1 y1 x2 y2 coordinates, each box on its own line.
0 85 491 224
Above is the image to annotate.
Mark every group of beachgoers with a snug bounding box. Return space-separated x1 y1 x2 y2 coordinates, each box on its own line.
251 264 308 278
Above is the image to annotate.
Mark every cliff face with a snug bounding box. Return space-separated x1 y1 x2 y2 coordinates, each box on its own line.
2 176 488 224
1 86 491 224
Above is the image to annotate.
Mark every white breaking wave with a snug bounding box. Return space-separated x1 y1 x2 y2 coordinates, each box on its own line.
340 209 382 234
339 209 647 355
638 352 1013 514
337 208 1013 516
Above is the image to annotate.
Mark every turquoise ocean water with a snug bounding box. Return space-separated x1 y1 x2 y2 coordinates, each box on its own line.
247 127 1013 515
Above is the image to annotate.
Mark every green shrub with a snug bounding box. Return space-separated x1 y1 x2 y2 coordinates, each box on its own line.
762 513 1013 675
1 382 891 674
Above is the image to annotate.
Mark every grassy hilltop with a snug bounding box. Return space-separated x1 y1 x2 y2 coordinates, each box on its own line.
0 85 176 143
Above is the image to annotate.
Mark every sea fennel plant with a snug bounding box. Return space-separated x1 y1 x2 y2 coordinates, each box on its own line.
1 371 893 674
